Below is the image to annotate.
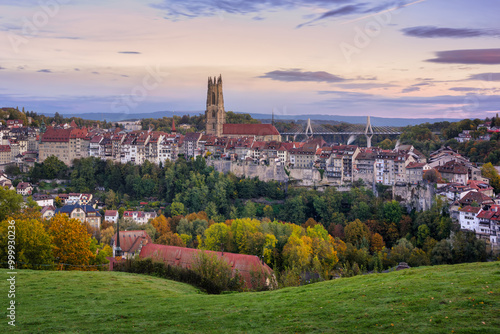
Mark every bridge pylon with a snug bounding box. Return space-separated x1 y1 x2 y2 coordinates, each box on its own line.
365 116 374 148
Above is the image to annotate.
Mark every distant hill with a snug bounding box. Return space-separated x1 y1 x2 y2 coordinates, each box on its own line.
45 110 462 126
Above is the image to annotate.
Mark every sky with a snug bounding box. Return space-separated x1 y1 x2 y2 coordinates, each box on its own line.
0 0 500 120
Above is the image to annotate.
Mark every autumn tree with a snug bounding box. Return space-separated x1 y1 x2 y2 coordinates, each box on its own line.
200 223 232 252
344 219 371 249
0 215 53 269
157 232 185 247
48 214 95 269
150 214 171 239
370 233 385 253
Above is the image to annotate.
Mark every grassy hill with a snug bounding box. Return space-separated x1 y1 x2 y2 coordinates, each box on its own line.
1 262 499 333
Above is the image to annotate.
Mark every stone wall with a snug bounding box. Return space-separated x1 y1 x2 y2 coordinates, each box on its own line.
208 160 288 182
393 182 435 212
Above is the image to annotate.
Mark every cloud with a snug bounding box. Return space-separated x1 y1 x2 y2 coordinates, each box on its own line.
296 4 362 28
37 69 52 73
336 82 397 89
118 51 142 54
0 66 5 70
401 86 420 93
402 26 500 38
259 69 346 82
468 73 500 81
426 49 500 65
449 87 478 92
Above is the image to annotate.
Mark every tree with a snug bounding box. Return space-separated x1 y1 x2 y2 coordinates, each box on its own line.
370 233 385 253
42 155 68 179
0 214 53 269
201 223 231 251
170 202 186 217
481 162 500 193
150 214 171 239
408 248 430 267
431 239 453 265
48 214 95 269
344 219 371 249
243 201 257 218
423 169 441 183
0 187 23 222
157 232 185 247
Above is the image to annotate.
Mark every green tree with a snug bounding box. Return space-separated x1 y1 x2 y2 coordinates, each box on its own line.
0 187 23 222
170 202 186 217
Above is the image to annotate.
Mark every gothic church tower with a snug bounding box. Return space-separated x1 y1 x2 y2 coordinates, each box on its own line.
205 75 225 136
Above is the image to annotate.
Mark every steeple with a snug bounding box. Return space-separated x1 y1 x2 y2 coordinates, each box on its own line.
171 117 176 134
205 74 225 137
115 220 122 257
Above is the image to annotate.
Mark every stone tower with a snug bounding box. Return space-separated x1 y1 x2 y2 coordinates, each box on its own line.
205 75 225 136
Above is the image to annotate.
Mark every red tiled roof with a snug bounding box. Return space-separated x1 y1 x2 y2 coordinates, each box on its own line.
41 127 72 142
459 191 494 206
459 205 481 214
139 243 274 289
406 162 426 169
113 230 152 254
105 210 118 217
0 145 11 152
223 124 280 136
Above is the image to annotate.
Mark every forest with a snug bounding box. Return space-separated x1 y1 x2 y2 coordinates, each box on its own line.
10 155 489 286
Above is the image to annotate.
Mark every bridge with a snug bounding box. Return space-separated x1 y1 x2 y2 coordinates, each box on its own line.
278 116 402 147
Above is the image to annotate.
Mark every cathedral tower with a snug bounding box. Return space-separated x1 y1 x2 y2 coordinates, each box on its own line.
205 75 225 136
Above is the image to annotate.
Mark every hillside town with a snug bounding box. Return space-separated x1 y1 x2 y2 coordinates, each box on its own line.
1 78 500 252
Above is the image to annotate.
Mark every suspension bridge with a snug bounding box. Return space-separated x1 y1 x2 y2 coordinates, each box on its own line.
278 116 402 147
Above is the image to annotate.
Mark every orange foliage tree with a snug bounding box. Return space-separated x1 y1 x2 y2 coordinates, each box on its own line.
48 214 95 270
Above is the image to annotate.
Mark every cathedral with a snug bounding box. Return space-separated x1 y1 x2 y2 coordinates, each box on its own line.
205 75 281 142
205 75 225 137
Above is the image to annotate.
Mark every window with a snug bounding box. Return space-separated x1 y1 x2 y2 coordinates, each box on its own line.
212 92 216 105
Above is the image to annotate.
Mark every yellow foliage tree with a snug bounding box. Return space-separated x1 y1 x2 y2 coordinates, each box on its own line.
150 214 171 239
48 214 95 270
0 215 53 269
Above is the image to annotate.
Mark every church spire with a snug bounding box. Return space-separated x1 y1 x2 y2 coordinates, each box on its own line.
171 116 176 134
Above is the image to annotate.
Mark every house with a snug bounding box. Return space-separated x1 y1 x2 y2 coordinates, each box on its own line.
183 132 202 158
0 145 11 164
41 205 56 219
467 180 494 198
222 124 281 142
123 211 157 224
55 204 102 229
437 160 469 185
139 243 275 290
458 191 495 207
6 120 23 129
112 230 152 258
67 193 93 205
104 210 119 223
32 194 54 207
458 205 481 232
16 182 33 196
458 205 500 245
406 162 426 185
0 173 14 190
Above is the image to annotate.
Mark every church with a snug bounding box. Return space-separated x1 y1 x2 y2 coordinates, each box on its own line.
205 75 281 142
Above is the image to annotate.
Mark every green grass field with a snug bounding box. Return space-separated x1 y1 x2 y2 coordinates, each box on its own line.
1 262 499 333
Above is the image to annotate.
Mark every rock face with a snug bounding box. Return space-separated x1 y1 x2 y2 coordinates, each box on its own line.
209 160 288 182
396 262 411 271
393 183 435 212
